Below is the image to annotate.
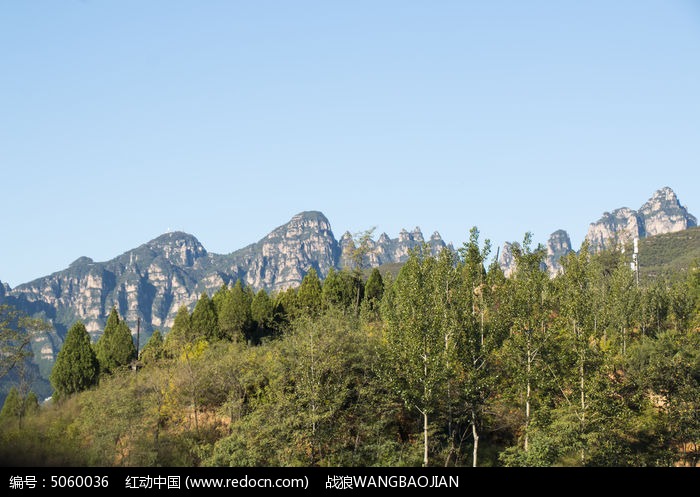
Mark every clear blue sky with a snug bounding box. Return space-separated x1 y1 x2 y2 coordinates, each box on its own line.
2 1 699 288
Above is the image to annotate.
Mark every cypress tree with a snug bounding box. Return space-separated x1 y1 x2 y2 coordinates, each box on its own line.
191 292 218 340
298 268 323 317
95 307 136 373
364 268 384 306
50 321 99 399
24 391 39 417
251 288 274 341
164 305 192 355
217 281 252 341
0 386 22 421
140 329 164 364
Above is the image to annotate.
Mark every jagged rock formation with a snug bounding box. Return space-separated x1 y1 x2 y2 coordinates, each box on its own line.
213 211 340 292
638 186 697 237
4 211 447 380
2 187 694 390
498 242 516 278
497 230 573 278
586 187 696 252
339 227 448 268
546 229 573 276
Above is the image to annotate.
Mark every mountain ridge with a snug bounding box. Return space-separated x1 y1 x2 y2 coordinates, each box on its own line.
1 186 696 395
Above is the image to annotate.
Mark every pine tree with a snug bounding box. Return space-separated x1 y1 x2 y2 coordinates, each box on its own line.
24 391 39 417
251 289 274 341
164 305 192 355
364 267 384 309
322 268 354 311
216 281 253 341
95 307 136 374
140 329 164 364
0 386 22 421
191 292 218 340
50 321 99 399
297 268 322 317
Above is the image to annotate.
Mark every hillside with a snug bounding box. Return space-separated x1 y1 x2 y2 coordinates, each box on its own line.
638 226 700 279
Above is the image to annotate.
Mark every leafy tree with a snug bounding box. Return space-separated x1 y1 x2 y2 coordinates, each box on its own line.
454 227 498 467
50 321 99 399
381 245 449 467
0 304 50 381
553 242 602 465
343 228 375 312
498 232 551 455
191 292 219 341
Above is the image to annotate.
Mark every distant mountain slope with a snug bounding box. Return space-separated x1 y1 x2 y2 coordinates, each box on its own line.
0 212 446 389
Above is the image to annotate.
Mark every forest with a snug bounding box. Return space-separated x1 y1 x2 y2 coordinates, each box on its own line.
1 228 699 467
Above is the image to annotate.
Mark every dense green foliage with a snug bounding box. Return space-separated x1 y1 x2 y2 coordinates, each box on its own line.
2 232 699 467
94 307 137 374
49 322 99 400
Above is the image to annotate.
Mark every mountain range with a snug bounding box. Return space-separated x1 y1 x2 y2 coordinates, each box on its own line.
0 186 696 391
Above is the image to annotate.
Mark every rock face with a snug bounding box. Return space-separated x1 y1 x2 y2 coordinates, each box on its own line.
214 211 341 292
339 227 448 268
586 207 644 252
586 187 696 252
497 230 573 278
498 242 517 278
638 186 697 237
5 211 448 382
546 230 573 276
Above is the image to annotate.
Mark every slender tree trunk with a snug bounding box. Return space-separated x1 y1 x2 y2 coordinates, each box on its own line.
578 321 585 465
525 340 531 452
472 408 479 467
310 325 317 465
424 411 429 467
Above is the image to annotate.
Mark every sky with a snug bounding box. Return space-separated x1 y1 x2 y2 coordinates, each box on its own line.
2 1 699 288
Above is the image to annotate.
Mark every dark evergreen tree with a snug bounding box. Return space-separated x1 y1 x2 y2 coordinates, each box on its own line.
50 321 99 399
364 267 384 308
95 307 136 374
322 268 354 311
140 330 164 364
216 281 253 342
191 292 218 340
24 391 39 417
251 289 274 341
164 305 192 356
0 386 22 421
297 268 323 317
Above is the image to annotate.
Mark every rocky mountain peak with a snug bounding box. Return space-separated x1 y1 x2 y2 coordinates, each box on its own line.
69 256 94 268
638 187 697 237
283 211 332 235
146 231 207 267
585 187 695 252
546 230 573 276
411 227 424 242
